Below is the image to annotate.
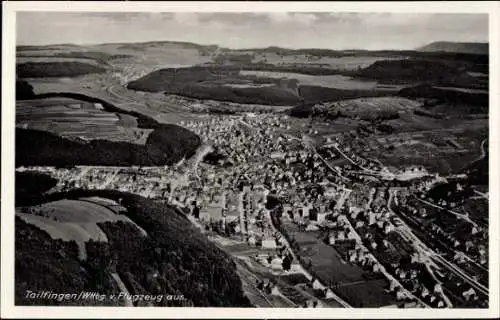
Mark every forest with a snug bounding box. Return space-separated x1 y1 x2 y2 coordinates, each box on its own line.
17 62 106 78
15 124 200 167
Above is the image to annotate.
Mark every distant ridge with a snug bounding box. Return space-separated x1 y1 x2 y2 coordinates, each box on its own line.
417 41 488 55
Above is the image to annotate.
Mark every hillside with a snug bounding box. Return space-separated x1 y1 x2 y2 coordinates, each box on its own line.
417 41 488 55
16 125 201 167
354 59 464 84
127 66 392 106
31 92 161 129
290 96 418 120
127 66 302 106
398 84 488 111
15 81 201 167
15 187 251 307
17 62 107 78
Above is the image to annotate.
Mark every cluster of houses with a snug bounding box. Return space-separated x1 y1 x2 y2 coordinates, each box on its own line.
19 110 486 309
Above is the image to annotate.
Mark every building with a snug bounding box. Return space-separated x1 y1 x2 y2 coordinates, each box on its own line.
262 238 277 249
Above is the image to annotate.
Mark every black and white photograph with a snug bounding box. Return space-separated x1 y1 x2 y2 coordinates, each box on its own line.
2 1 499 318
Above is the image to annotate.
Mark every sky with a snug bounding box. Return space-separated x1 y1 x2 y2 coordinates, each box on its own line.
16 12 488 50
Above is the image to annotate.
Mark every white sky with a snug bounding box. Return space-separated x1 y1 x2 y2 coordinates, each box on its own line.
16 12 488 50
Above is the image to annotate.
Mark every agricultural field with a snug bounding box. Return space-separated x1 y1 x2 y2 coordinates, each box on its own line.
16 97 153 144
240 70 404 91
16 42 214 125
239 51 405 70
358 124 488 175
16 198 146 260
313 97 422 121
23 74 210 125
303 95 488 176
18 42 211 83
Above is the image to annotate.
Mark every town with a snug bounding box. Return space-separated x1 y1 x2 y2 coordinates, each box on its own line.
17 112 488 308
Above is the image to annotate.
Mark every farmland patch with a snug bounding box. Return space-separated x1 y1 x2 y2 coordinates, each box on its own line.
16 97 151 144
240 70 403 91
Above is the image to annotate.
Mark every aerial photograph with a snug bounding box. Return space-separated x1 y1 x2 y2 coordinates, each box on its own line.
13 11 489 309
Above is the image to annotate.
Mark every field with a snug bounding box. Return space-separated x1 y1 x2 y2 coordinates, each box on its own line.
312 97 422 121
16 97 152 144
295 94 488 175
359 124 488 174
23 75 210 125
18 42 211 84
16 198 146 259
245 52 404 70
240 70 404 91
16 42 214 125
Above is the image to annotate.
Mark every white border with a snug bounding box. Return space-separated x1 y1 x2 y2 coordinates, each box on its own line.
2 1 499 319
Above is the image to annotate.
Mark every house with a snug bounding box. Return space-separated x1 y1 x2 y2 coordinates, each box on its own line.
462 288 476 301
325 288 336 299
328 233 336 245
410 269 418 279
395 288 406 300
302 202 313 217
337 230 346 241
282 203 292 215
383 222 393 234
421 286 430 298
293 212 302 223
262 238 277 249
317 212 327 224
347 230 356 240
234 224 241 233
368 212 377 225
429 295 437 303
312 279 324 290
306 223 319 232
389 280 398 292
248 235 257 247
271 285 280 296
271 256 283 271
270 152 285 160
434 283 443 294
348 250 357 263
199 210 211 222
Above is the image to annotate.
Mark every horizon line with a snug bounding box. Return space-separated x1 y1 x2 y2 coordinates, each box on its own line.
15 39 489 52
